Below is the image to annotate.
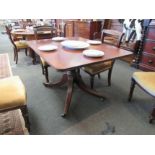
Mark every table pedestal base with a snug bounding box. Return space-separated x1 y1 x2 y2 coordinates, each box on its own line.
44 69 106 116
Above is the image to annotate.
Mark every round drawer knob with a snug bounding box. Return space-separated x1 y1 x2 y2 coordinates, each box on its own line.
148 60 153 64
152 47 155 51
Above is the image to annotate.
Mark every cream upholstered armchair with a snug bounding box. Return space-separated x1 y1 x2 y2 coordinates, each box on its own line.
83 29 123 89
128 72 155 123
0 76 30 131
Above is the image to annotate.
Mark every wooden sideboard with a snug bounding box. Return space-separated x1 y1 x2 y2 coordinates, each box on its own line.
139 20 155 71
73 20 102 39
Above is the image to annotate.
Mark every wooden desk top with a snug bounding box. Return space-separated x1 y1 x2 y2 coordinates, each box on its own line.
27 37 132 71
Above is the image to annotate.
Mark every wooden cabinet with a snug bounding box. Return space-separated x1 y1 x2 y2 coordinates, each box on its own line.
73 20 102 39
139 20 155 71
65 20 75 37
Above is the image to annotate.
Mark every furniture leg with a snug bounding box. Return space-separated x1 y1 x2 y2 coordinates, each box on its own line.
108 68 112 86
98 73 101 79
15 49 18 64
75 70 106 99
90 75 94 89
29 48 36 64
41 64 45 75
61 72 74 117
44 65 49 83
25 48 28 56
13 48 16 61
20 105 30 132
128 78 136 102
149 108 155 123
43 73 68 87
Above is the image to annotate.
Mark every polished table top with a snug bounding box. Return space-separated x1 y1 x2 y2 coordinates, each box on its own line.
27 37 132 71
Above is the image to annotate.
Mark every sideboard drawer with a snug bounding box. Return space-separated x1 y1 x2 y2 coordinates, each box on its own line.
146 27 155 40
141 54 155 67
143 40 155 54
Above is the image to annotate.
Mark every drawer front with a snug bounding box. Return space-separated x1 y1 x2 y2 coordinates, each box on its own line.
139 63 155 71
143 40 155 54
146 27 155 40
141 54 155 68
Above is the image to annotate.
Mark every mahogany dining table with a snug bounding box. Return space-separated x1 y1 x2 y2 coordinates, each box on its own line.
27 37 132 116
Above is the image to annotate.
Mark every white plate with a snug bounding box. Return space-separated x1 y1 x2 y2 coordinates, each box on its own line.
83 49 104 58
61 40 89 49
38 45 58 51
87 40 102 45
13 29 25 32
52 37 66 41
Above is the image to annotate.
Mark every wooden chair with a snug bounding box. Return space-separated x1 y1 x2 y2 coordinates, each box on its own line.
128 72 155 123
5 26 28 64
0 76 30 132
83 29 123 89
34 26 55 83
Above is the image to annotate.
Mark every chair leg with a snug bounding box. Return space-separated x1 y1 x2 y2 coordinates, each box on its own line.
149 108 155 124
25 48 28 56
13 48 16 61
98 73 101 79
90 75 95 89
41 64 45 75
108 68 113 86
44 65 49 83
15 49 18 64
128 79 136 102
20 105 30 132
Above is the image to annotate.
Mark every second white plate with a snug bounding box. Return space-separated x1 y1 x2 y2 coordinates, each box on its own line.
52 37 66 41
38 45 58 51
61 40 89 49
87 40 102 45
83 49 104 58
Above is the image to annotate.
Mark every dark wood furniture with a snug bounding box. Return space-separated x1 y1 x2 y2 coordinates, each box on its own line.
74 20 102 39
139 20 155 71
27 37 132 116
101 29 123 47
6 26 28 64
34 26 56 83
82 29 123 89
64 20 74 37
128 72 155 123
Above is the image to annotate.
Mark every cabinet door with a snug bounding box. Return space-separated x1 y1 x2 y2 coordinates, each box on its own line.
74 21 90 39
65 21 74 37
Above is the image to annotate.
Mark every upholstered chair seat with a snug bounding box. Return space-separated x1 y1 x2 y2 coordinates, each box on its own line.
133 72 155 96
84 61 112 74
0 76 30 131
0 76 26 109
14 41 28 49
128 71 155 123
